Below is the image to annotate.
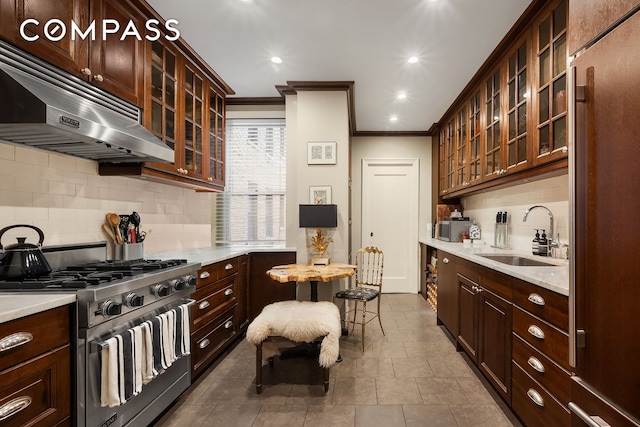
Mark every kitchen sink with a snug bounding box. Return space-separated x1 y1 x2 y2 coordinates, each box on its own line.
477 254 562 267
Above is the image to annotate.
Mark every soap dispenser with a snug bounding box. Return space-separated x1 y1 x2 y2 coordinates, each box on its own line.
532 229 540 255
539 229 548 256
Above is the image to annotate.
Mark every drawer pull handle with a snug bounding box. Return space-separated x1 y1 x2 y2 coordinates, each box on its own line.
0 396 32 421
442 258 449 264
224 288 233 296
527 356 545 373
200 271 210 279
224 320 233 329
568 402 612 427
528 325 545 340
528 293 546 306
0 332 33 352
225 263 233 271
527 388 545 407
199 301 210 310
199 338 210 349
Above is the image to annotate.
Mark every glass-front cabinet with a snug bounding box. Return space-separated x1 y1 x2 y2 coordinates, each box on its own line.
183 65 206 180
468 91 482 186
436 0 568 199
534 0 568 165
208 87 225 186
484 68 502 180
506 37 531 174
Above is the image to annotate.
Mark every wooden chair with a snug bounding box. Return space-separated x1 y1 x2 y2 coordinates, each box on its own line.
333 246 385 351
246 300 341 394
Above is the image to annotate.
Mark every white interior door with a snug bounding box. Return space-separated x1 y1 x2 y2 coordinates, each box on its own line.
361 159 419 293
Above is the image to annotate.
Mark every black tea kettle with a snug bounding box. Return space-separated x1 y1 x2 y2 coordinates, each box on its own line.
0 224 52 280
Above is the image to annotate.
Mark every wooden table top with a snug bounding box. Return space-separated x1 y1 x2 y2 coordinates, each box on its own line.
266 263 357 283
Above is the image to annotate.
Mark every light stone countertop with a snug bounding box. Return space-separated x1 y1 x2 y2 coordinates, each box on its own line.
149 245 296 267
420 237 569 296
0 293 76 324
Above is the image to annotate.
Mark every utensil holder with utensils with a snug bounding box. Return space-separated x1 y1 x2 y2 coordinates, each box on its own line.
114 243 144 261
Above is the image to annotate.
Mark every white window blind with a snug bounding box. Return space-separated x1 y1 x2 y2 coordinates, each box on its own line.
215 119 286 246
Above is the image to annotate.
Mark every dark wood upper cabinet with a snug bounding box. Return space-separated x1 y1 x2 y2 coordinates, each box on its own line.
0 0 144 106
436 0 568 200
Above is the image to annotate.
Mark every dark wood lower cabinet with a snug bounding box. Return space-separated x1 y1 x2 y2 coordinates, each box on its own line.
436 251 458 336
248 251 296 320
456 273 478 361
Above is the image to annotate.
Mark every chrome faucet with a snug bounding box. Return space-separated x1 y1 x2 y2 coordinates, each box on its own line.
523 205 556 256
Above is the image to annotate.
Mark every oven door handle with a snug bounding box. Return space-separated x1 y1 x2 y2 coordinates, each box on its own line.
90 299 196 353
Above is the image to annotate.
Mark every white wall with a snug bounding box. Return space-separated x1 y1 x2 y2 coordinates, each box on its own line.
461 174 569 254
351 136 432 254
285 91 350 300
0 141 212 257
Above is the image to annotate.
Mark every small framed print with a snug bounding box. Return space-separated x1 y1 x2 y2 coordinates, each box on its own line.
309 186 332 204
307 141 337 165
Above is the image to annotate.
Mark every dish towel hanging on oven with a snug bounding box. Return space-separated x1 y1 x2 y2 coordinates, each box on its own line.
100 303 191 407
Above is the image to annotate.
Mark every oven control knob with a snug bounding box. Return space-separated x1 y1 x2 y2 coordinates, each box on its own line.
171 279 185 291
184 274 197 287
101 300 122 317
152 284 170 297
125 293 144 308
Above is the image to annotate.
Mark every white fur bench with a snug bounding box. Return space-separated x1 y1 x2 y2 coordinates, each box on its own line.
246 300 341 393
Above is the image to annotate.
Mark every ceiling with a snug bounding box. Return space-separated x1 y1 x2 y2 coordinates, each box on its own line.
147 0 533 133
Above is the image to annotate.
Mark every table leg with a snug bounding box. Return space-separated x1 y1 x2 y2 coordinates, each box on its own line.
310 280 318 302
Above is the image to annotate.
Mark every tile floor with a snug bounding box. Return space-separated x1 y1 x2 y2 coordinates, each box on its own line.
154 294 522 427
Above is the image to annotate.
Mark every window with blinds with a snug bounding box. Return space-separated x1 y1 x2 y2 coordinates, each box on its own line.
214 119 286 246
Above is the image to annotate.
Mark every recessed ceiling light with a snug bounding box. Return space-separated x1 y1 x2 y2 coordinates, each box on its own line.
397 92 407 100
390 116 398 122
408 56 419 64
271 56 283 64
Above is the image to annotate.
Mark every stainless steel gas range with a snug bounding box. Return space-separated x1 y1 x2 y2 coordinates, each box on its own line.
0 242 200 427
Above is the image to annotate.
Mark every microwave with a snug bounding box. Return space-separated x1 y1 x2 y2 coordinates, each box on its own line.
438 218 471 242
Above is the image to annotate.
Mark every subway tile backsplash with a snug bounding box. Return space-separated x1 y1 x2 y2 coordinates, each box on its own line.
0 142 212 255
461 174 569 254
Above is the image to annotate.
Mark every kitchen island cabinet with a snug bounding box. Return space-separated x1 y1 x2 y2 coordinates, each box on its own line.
0 0 146 106
0 304 72 427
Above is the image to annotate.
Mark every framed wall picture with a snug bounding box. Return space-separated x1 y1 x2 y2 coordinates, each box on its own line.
307 141 337 165
309 186 332 204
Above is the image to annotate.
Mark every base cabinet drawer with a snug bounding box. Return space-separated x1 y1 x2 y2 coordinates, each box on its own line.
0 306 70 372
0 345 71 427
191 276 237 331
513 306 569 369
512 362 570 427
512 334 571 406
191 307 237 378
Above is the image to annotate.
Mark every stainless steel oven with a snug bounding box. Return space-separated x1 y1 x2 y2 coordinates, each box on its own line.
0 242 200 427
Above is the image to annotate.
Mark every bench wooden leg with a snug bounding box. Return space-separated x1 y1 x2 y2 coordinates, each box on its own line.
256 342 263 394
324 367 330 392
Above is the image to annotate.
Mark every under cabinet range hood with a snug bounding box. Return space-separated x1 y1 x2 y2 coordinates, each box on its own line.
0 41 174 163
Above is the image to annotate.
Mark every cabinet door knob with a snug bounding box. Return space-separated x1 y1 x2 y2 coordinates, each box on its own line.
93 74 104 82
527 356 545 373
0 396 32 421
528 293 546 306
0 332 33 352
442 258 449 264
80 67 91 76
527 325 545 340
527 388 545 407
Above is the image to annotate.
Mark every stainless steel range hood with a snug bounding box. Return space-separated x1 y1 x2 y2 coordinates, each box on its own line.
0 41 174 163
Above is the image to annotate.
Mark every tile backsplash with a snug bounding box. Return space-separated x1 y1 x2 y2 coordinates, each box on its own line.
461 174 569 254
0 142 212 256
